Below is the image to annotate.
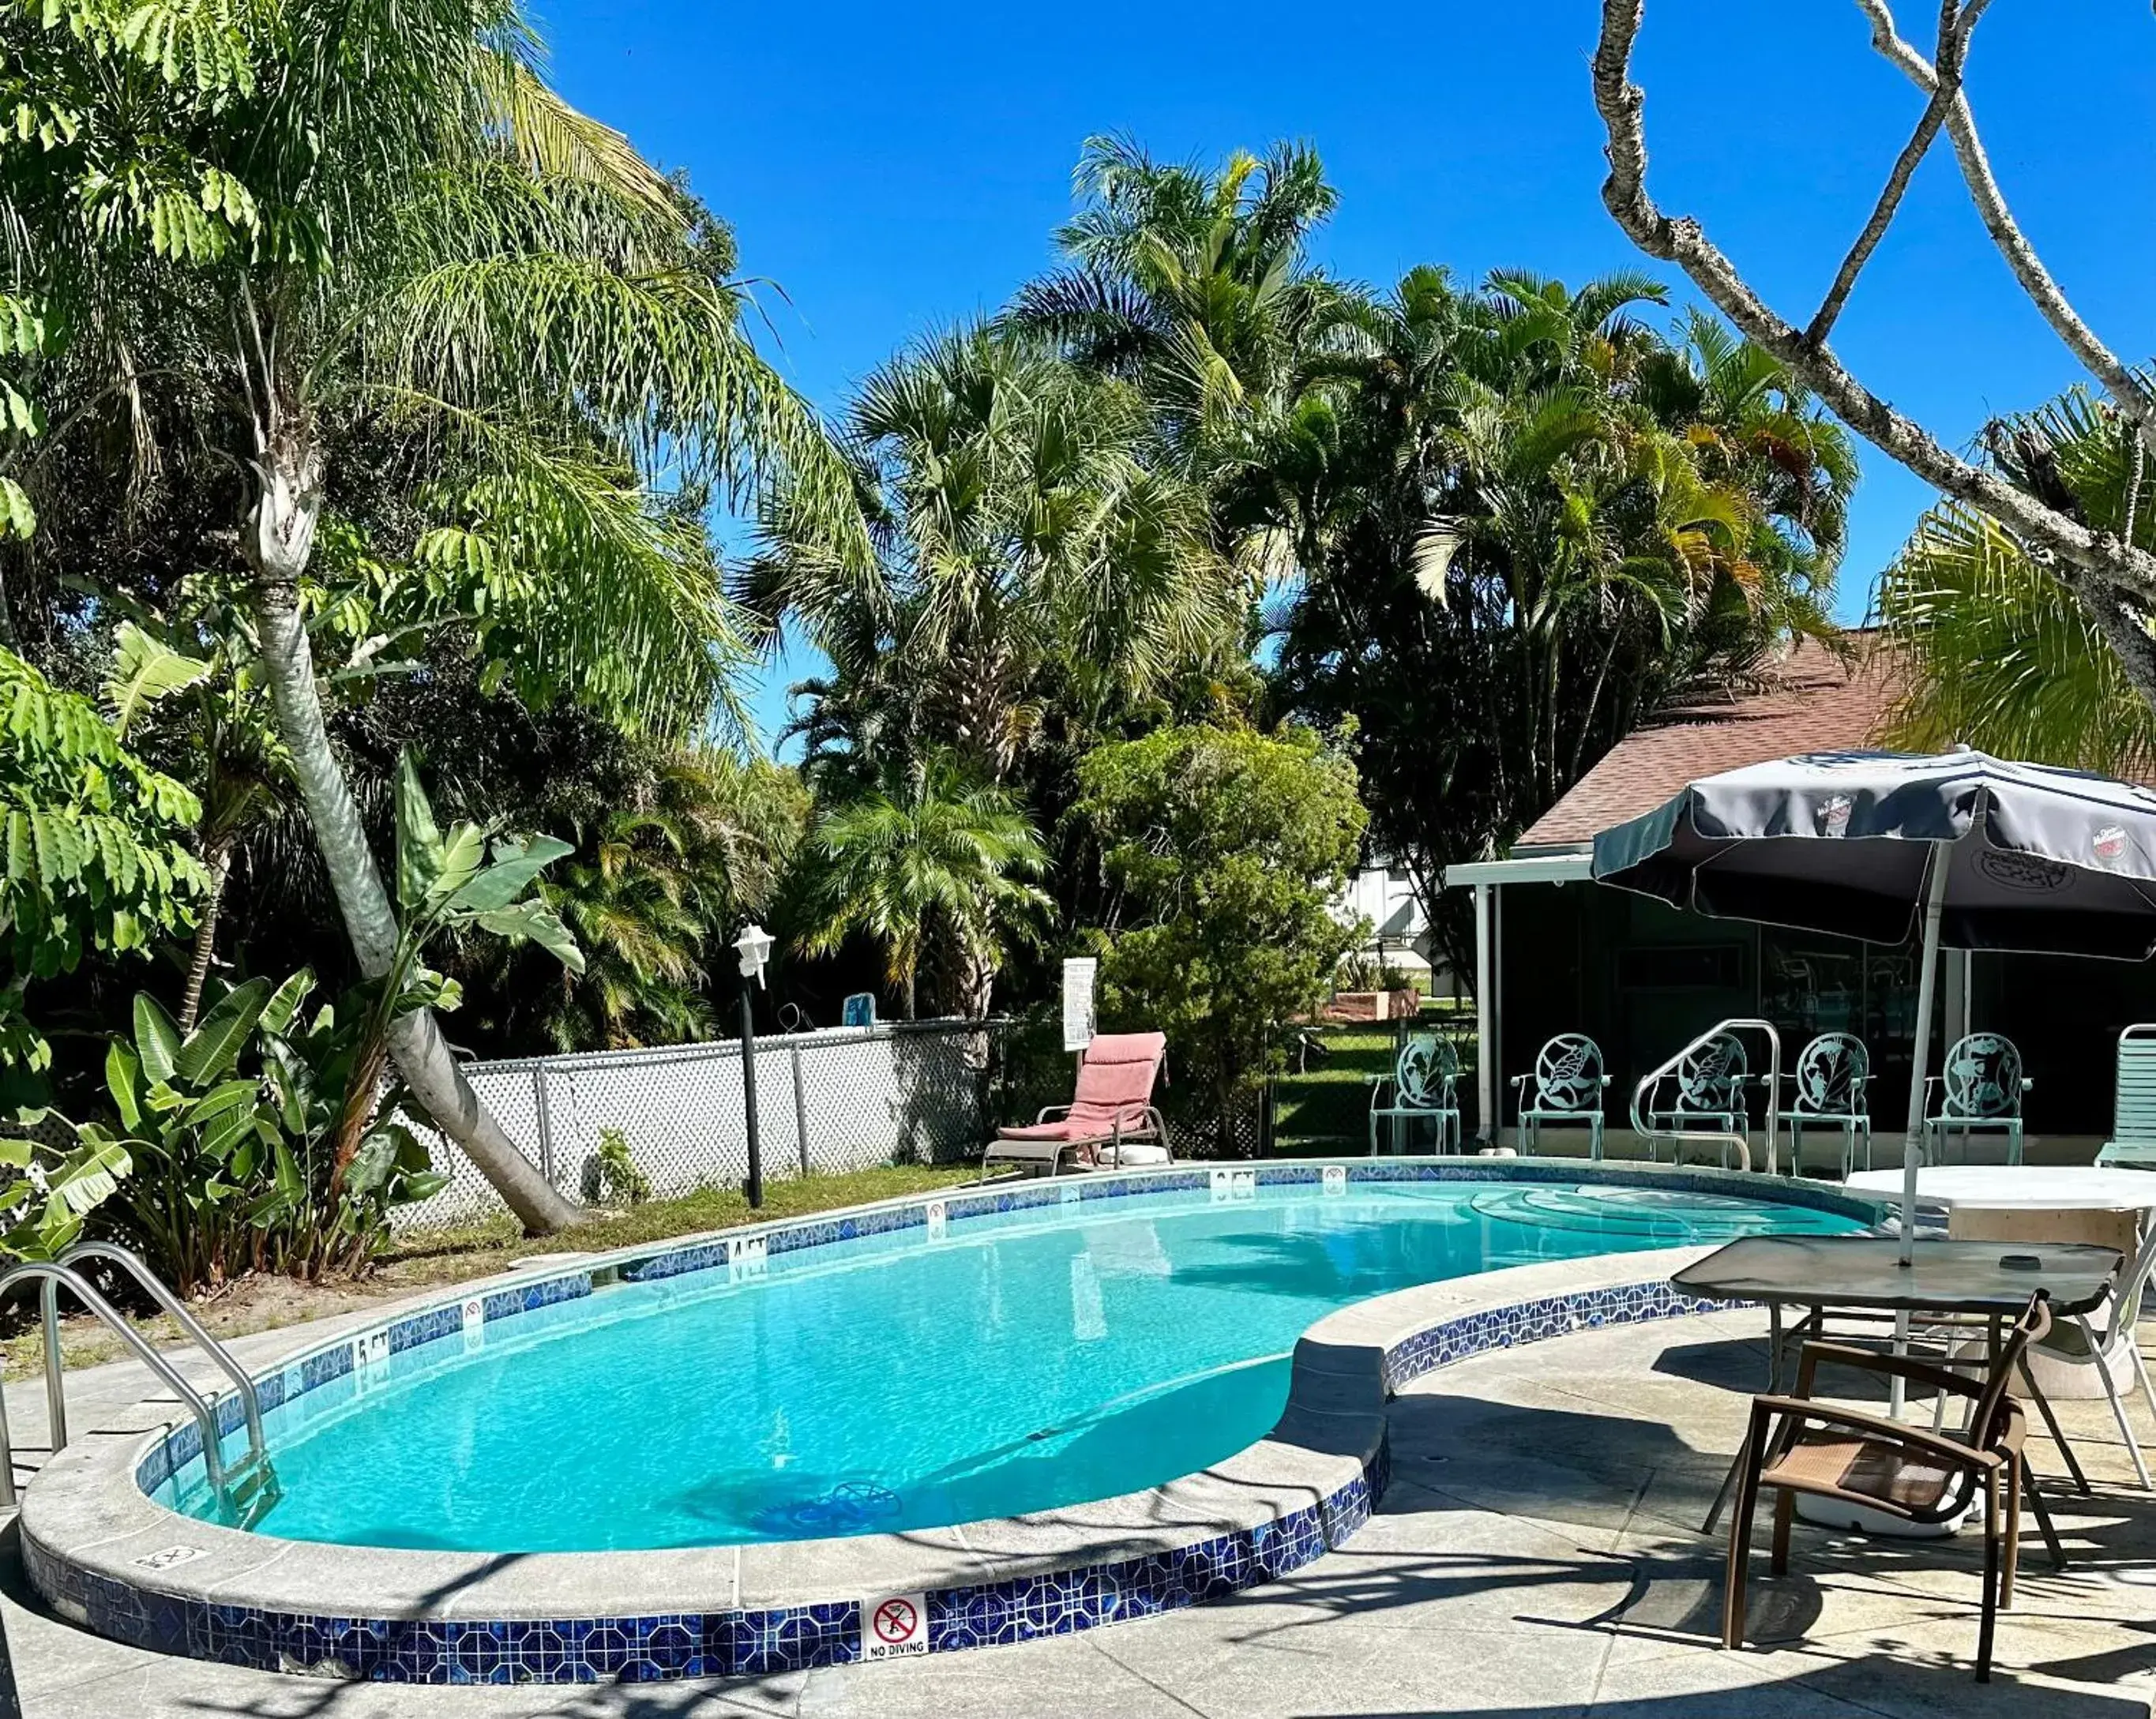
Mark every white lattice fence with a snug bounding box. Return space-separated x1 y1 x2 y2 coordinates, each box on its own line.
395 1021 996 1232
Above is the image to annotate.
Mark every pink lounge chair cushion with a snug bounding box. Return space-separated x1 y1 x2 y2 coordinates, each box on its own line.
994 1031 1167 1143
997 1120 1089 1143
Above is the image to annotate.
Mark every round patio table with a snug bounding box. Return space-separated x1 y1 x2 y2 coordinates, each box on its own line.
1846 1165 2156 1213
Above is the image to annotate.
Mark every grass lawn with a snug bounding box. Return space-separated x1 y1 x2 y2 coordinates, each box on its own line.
1269 1016 1480 1155
3 1163 982 1381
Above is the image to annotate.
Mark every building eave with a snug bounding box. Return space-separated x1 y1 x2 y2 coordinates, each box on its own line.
1442 852 1594 889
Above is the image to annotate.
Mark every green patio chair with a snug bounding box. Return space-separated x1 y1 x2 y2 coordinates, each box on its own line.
1368 1031 1462 1155
1646 1030 1749 1169
1923 1033 2030 1165
1511 1034 1610 1159
1775 1032 1873 1180
2097 1024 2156 1168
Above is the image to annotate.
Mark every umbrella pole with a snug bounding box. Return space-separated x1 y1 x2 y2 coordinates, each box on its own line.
1898 846 1951 1270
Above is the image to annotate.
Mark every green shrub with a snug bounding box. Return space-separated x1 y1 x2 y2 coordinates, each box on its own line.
1072 723 1369 1152
582 1127 652 1207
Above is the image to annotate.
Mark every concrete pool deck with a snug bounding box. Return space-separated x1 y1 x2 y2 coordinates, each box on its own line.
0 1292 2151 1716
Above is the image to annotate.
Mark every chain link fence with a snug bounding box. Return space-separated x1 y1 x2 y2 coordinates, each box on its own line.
396 1020 1005 1233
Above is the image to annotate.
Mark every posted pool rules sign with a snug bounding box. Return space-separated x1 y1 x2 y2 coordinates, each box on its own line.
1061 956 1097 1053
860 1591 930 1661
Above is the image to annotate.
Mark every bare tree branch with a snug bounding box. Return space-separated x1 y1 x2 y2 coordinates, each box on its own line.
2065 560 2156 702
1854 0 2156 445
1806 0 1985 347
1590 0 2156 710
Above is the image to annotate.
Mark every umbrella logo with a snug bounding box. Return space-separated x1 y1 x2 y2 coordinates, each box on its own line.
1816 794 1854 839
2094 824 2129 868
1976 850 2071 893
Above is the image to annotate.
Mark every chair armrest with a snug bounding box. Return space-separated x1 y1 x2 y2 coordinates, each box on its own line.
1598 1075 1612 1087
1035 1104 1073 1124
1795 1338 1983 1401
2022 1077 2036 1090
1509 1074 1527 1089
1750 1394 2004 1473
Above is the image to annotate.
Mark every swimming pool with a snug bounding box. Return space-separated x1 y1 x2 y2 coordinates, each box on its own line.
150 1177 1862 1554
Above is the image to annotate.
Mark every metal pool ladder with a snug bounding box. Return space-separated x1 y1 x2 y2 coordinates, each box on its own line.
0 1243 280 1525
1631 1019 1783 1174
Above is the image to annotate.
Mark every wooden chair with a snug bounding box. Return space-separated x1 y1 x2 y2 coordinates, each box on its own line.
1724 1290 2052 1683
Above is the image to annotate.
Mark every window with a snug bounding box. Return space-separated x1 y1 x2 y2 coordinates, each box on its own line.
1617 944 1743 992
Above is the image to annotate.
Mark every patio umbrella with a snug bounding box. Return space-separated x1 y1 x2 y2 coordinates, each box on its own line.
1591 747 2156 1263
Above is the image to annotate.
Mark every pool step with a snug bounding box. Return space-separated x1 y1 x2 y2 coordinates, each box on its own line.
221 1448 282 1529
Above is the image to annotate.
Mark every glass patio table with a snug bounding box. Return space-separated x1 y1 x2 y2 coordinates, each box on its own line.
1673 1235 2122 1540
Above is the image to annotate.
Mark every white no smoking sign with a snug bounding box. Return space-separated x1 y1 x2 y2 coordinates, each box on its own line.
859 1590 930 1661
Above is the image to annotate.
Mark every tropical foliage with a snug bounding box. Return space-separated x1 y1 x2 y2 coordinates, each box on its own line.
752 323 1244 788
1269 276 1857 975
1 0 863 1230
0 97 1890 1284
67 753 579 1289
1879 388 2156 775
1073 723 1368 1141
795 756 1049 1020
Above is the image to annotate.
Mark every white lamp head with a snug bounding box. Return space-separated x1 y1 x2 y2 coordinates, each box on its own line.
734 921 775 986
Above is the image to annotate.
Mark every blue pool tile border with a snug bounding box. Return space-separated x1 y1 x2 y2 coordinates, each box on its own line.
58 1265 1739 1684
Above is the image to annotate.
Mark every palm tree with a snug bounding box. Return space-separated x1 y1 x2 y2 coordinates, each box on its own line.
7 1 859 1230
753 325 1242 786
1268 269 1858 979
535 749 807 1049
796 757 1049 1021
1879 388 2156 774
1007 135 1354 455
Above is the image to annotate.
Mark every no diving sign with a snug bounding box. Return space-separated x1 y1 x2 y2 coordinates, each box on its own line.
860 1590 930 1661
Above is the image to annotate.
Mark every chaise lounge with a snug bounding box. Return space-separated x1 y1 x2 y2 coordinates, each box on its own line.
983 1031 1174 1176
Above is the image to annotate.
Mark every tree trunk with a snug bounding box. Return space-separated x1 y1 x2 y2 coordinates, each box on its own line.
177 838 234 1034
243 422 580 1235
957 949 996 1023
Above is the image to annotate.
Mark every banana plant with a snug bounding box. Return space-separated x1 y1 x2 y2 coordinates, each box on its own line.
0 1132 133 1261
321 752 581 1210
254 972 450 1278
96 976 306 1292
94 968 454 1288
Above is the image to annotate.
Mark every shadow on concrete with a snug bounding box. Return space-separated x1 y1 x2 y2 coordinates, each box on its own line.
1283 1661 2149 1717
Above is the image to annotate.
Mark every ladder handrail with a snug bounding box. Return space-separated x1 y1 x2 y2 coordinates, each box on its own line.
45 1242 264 1462
0 1262 230 1510
1630 1018 1783 1175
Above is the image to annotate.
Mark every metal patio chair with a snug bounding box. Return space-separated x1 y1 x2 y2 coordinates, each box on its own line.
1368 1031 1462 1155
2027 1220 2156 1489
1775 1032 1873 1179
1645 1030 1749 1169
1725 1290 2052 1683
2098 1023 2156 1168
986 1032 1172 1176
1923 1034 2032 1165
1511 1034 1610 1159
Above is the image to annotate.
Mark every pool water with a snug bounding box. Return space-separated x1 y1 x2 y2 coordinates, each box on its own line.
157 1180 1862 1552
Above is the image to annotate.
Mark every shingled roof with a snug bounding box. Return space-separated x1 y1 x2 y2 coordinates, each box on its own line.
1514 633 1900 853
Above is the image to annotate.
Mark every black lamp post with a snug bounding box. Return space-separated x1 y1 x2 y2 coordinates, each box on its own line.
734 921 775 1209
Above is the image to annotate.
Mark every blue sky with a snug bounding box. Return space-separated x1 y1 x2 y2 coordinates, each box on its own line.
531 1 2156 749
